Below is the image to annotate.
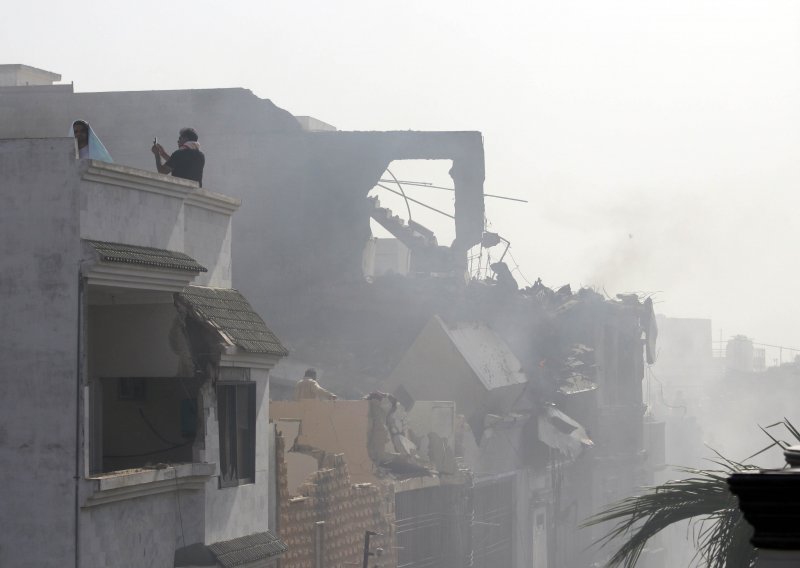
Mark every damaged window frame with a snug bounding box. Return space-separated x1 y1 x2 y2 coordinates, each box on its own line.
217 368 256 488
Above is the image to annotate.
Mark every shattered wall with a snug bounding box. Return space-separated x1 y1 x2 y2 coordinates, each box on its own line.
272 396 458 484
271 400 376 483
274 432 396 568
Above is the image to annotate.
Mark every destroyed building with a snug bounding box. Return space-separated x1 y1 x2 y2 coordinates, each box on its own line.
270 396 469 568
1 65 662 567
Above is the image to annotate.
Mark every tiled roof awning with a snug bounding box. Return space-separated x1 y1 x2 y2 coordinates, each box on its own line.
87 240 207 273
176 286 289 356
208 531 288 567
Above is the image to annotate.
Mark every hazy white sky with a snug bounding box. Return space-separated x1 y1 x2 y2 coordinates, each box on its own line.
5 0 800 357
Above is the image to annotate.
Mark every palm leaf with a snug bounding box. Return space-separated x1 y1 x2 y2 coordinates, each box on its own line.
582 468 747 568
583 419 799 567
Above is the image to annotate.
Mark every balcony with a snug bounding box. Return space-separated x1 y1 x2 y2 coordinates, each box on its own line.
79 160 239 289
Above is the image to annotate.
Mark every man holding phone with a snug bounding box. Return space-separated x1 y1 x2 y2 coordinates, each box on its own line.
151 127 205 187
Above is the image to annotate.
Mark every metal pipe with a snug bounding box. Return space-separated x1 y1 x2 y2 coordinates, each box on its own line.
362 531 370 568
315 521 325 568
378 179 529 203
375 184 454 219
384 169 413 221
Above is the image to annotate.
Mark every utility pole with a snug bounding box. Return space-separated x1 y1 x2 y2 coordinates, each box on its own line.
362 531 383 568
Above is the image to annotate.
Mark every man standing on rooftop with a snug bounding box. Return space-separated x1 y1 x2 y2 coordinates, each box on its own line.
151 127 205 186
294 368 338 401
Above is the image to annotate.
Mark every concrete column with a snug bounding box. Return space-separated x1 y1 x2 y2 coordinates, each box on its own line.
728 446 800 568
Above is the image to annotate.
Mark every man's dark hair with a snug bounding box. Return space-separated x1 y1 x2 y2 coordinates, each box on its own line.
180 127 199 142
304 368 317 379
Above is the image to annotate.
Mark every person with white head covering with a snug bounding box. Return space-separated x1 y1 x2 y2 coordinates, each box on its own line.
71 120 113 162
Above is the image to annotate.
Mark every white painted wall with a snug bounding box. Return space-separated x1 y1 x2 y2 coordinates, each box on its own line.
79 489 205 568
202 367 272 543
0 138 82 567
184 203 233 288
0 65 60 86
79 162 236 288
80 172 186 252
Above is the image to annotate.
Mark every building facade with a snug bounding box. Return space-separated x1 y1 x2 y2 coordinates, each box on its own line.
0 139 286 567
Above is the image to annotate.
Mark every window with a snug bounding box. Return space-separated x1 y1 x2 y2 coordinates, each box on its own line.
218 381 256 487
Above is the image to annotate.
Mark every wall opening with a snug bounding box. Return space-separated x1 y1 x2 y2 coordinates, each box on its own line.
87 287 203 474
364 160 458 279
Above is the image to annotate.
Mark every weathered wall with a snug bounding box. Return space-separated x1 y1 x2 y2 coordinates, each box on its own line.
78 488 205 568
0 138 82 567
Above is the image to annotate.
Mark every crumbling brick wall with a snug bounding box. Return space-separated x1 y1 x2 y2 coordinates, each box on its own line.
276 432 396 568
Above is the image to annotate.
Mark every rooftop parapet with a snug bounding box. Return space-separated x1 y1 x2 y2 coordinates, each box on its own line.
78 159 240 288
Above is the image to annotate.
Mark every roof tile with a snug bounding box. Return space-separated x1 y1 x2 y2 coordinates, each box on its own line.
208 531 288 567
176 286 288 356
87 240 207 273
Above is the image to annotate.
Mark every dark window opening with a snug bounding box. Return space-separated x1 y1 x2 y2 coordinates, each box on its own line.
99 376 202 474
218 382 256 487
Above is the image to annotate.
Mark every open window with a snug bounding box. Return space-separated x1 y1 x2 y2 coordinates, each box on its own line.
87 286 203 475
217 379 256 487
82 242 286 492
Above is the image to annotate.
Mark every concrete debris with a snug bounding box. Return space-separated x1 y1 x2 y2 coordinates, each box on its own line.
558 343 599 395
365 392 458 476
538 405 594 460
490 261 518 291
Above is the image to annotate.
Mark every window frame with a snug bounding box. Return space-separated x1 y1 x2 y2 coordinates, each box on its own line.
217 380 257 488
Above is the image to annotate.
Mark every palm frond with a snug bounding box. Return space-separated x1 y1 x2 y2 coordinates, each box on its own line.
582 418 799 568
694 507 755 568
582 469 740 568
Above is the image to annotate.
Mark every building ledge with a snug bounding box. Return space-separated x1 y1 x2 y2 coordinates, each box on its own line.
220 351 284 371
84 462 216 507
85 261 201 292
393 475 442 493
81 160 240 215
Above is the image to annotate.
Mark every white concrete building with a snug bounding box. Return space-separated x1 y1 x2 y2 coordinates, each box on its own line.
0 138 287 567
0 63 61 86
